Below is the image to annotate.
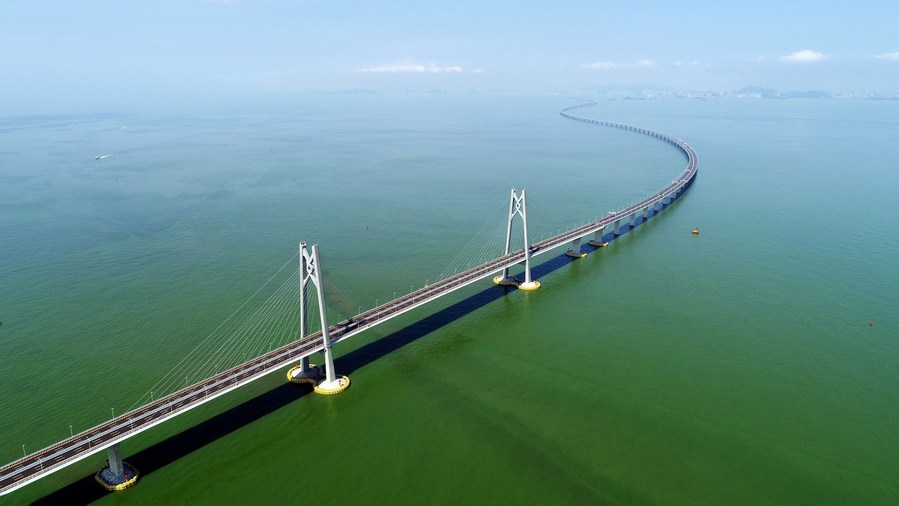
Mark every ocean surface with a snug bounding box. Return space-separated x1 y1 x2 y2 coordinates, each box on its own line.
1 94 898 504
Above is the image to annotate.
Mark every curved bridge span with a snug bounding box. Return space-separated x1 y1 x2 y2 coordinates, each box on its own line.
0 101 698 496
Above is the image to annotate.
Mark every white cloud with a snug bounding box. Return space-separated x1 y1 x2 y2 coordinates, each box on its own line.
780 49 828 62
357 60 469 73
874 52 899 61
583 61 618 69
673 60 705 67
583 59 655 70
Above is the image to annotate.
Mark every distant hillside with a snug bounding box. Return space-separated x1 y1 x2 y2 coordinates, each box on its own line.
734 87 832 99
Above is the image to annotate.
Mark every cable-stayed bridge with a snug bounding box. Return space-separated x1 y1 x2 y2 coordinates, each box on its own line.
0 101 698 496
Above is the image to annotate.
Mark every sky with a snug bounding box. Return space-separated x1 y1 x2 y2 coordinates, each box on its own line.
3 0 899 112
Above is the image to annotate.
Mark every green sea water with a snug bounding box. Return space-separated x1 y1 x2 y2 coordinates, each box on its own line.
1 95 898 504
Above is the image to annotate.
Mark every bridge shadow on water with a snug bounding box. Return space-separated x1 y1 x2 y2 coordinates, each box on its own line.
33 198 683 504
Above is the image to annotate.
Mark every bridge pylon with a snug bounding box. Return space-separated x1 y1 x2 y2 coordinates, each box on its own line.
287 242 350 394
493 188 540 291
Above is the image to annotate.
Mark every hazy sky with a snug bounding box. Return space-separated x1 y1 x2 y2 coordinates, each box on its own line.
3 0 899 111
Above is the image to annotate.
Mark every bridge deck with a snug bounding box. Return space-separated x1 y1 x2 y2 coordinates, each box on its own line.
0 101 698 496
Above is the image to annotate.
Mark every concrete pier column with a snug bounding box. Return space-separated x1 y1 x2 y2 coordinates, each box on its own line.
107 444 123 478
588 228 608 247
287 355 321 384
629 213 637 229
643 207 650 220
613 219 621 237
566 237 586 258
95 442 138 491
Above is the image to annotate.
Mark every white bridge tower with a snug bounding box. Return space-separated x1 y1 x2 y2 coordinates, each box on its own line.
493 188 540 291
286 242 350 394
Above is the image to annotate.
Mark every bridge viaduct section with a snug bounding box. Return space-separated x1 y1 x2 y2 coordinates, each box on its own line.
0 100 698 496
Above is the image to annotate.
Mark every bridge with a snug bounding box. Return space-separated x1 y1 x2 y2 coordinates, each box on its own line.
0 100 698 496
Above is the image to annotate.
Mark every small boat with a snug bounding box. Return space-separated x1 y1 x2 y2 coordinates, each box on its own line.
692 228 699 235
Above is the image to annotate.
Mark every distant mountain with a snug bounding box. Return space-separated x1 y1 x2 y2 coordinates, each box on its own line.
733 87 832 99
734 86 780 98
781 90 832 98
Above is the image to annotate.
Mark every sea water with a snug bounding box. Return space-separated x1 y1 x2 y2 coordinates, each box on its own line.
1 95 898 504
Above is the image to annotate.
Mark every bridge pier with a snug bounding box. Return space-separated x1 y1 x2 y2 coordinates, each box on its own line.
287 357 321 384
108 445 122 477
493 188 540 290
588 227 608 247
613 218 621 237
565 237 587 258
629 213 637 230
94 443 138 491
643 206 650 221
